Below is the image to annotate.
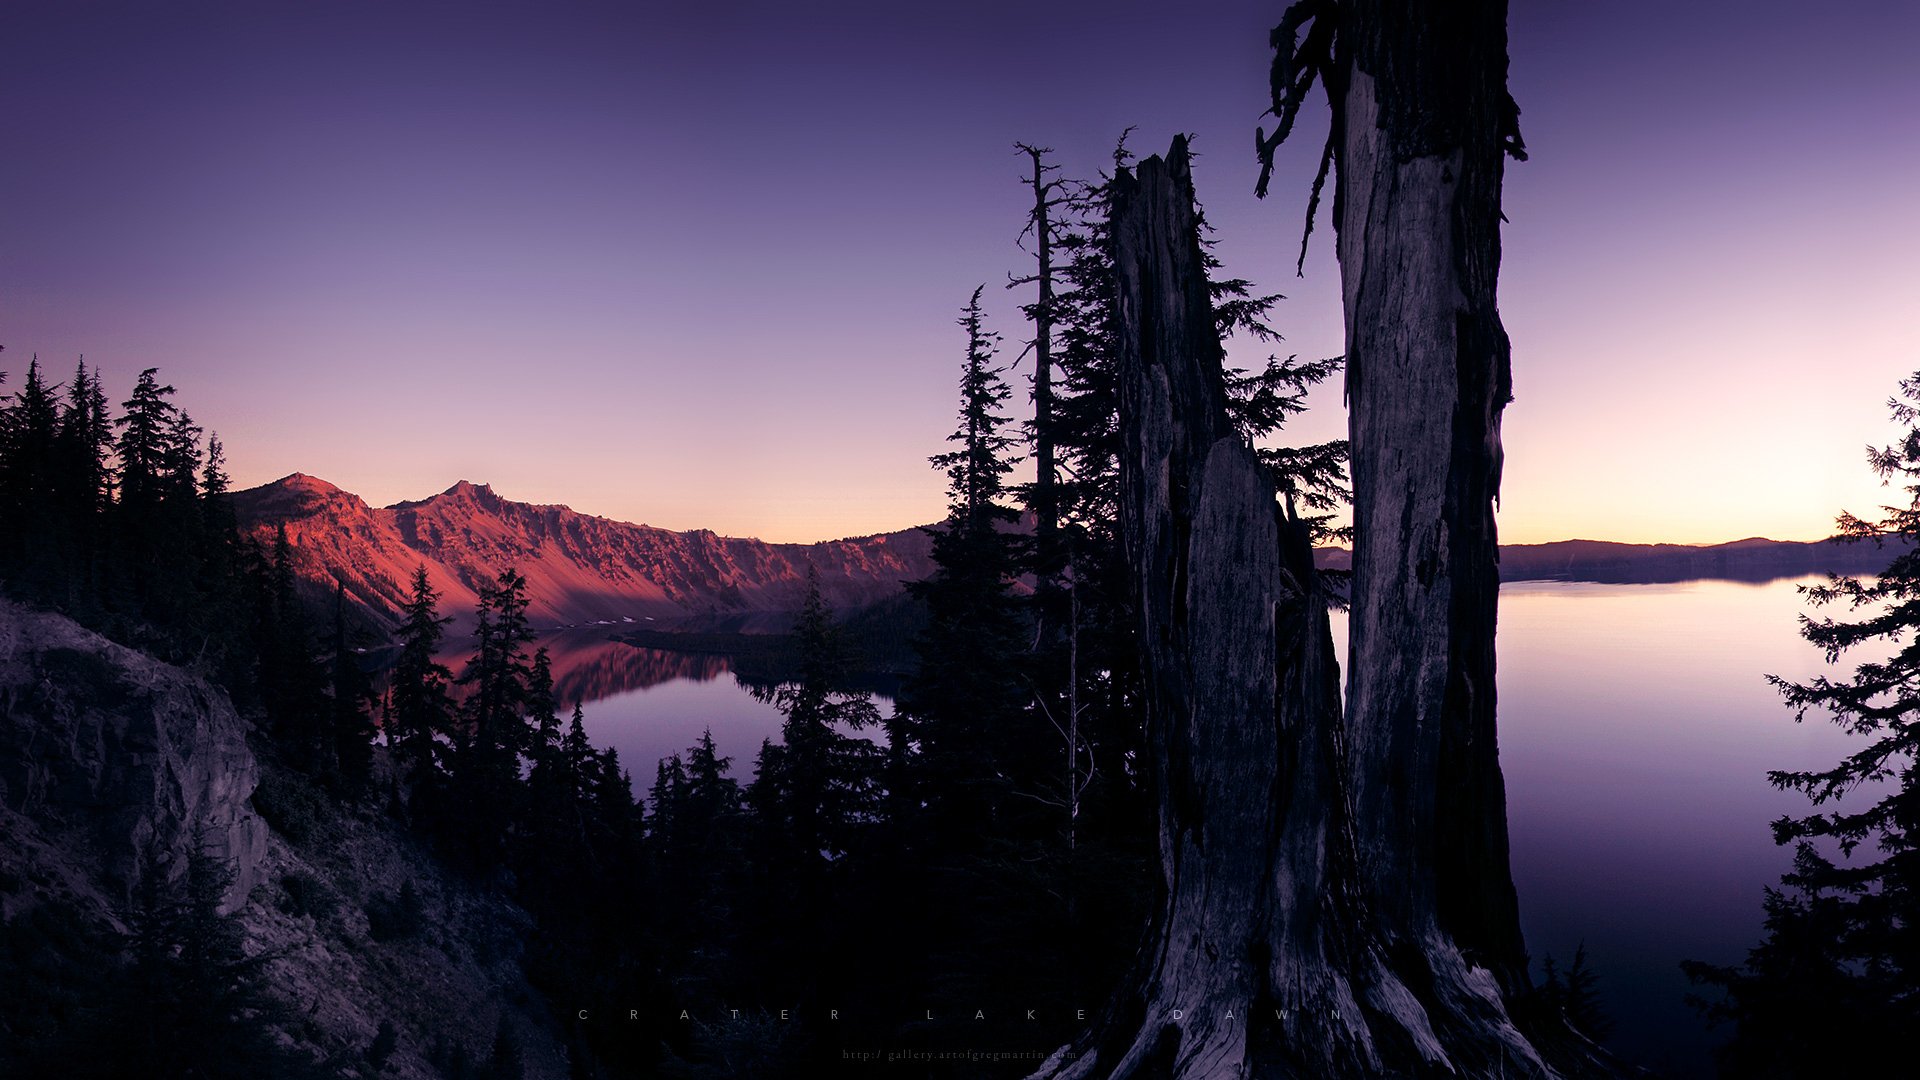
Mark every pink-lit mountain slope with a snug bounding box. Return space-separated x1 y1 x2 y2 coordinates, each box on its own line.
230 474 935 632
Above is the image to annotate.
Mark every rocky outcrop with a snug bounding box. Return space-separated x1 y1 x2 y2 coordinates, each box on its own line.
232 473 937 633
241 761 569 1079
0 600 266 914
0 600 567 1076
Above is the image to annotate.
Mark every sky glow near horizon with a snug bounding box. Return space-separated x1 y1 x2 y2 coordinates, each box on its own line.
3 1 1916 545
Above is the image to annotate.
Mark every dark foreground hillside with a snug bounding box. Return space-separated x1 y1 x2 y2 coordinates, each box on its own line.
0 600 567 1079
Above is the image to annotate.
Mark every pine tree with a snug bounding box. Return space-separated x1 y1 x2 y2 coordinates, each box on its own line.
932 287 1020 534
1010 143 1070 623
589 747 637 838
389 566 454 791
1202 209 1351 547
58 359 114 516
563 702 593 799
1028 136 1163 863
257 525 329 768
684 730 741 839
755 566 883 866
3 357 61 502
327 579 377 789
189 432 251 684
449 568 536 866
111 368 207 621
1685 373 1920 1073
1560 945 1612 1042
900 287 1032 847
161 409 203 503
101 843 319 1079
0 357 64 595
1047 136 1133 544
463 568 536 771
199 433 229 504
649 754 689 856
735 572 883 1014
519 657 584 909
648 730 745 999
50 360 114 612
1539 944 1613 1042
526 647 561 771
114 368 178 515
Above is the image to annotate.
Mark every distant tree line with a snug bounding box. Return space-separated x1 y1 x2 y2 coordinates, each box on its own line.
1 359 233 653
0 355 384 791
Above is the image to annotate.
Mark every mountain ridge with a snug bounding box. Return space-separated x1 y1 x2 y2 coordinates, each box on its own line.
231 473 937 633
237 472 1904 635
1311 534 1903 584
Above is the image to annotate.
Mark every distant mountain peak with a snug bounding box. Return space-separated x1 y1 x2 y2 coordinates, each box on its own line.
273 472 342 495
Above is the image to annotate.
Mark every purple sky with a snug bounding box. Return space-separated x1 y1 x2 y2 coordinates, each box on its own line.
4 1 1916 543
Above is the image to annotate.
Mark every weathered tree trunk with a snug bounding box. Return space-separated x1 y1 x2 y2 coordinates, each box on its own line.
1030 134 1554 1080
1031 7 1639 1075
1335 0 1525 991
1020 143 1061 577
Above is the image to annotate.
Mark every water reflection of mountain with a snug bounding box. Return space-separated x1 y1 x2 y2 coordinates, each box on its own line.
434 630 735 708
548 634 734 706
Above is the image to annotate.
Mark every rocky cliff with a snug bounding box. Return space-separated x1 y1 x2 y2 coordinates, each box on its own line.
0 601 567 1078
0 600 267 915
232 473 936 633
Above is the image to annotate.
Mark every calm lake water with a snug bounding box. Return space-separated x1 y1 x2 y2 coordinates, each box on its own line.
539 577 1862 1076
1471 579 1857 1075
